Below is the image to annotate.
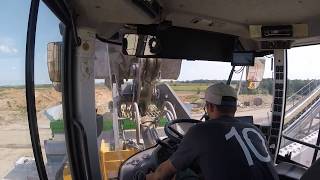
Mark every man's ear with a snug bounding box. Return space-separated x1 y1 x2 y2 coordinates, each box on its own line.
208 103 214 113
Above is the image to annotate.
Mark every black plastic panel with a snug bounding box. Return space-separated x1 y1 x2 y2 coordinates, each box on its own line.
137 25 237 61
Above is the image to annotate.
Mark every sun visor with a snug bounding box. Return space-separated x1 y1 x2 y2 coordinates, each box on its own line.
130 25 237 61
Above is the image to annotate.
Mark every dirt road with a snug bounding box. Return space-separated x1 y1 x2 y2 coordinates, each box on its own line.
0 121 51 177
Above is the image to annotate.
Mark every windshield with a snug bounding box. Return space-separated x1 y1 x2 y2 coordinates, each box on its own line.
2 1 320 179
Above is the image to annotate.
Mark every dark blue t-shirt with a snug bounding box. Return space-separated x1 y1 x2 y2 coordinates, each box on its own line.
170 116 279 180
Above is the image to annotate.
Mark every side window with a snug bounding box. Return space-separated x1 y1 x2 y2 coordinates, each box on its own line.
34 1 67 178
280 45 320 167
1 1 69 179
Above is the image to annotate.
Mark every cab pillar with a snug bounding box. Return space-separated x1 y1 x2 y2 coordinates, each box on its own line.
73 28 102 179
269 49 288 163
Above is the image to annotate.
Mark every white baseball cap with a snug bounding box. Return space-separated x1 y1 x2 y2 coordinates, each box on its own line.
204 83 237 106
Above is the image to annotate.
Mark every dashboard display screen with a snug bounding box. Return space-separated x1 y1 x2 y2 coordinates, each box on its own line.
232 52 255 66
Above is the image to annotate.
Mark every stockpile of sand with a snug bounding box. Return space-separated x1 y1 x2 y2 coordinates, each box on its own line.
0 86 112 125
0 87 61 126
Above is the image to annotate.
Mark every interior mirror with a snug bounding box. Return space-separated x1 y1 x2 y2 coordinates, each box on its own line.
47 42 63 82
123 34 137 55
123 34 159 56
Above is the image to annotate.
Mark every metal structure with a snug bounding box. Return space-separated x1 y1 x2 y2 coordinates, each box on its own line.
286 80 320 112
285 80 320 126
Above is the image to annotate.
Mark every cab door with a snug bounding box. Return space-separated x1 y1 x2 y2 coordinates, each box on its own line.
26 0 102 179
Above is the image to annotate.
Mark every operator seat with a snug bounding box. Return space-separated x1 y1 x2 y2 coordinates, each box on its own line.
275 158 320 180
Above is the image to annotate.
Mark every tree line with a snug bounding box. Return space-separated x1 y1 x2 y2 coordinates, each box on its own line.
172 79 320 97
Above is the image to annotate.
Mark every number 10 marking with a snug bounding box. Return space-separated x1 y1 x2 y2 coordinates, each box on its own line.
225 127 271 166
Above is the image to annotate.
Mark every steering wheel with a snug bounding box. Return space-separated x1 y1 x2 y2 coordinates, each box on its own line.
164 119 202 144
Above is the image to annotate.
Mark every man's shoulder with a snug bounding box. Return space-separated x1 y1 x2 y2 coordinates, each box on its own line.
186 122 216 136
189 119 231 134
196 117 260 132
189 117 260 134
203 116 239 126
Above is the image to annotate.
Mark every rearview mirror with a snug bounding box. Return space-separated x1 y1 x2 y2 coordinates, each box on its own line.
47 42 63 92
47 42 63 82
123 34 159 56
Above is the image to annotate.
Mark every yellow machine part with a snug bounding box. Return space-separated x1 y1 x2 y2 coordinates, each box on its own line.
100 140 137 179
63 140 137 180
63 164 72 180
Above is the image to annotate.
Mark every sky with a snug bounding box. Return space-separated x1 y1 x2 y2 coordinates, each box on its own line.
178 45 320 81
0 0 61 86
0 0 320 86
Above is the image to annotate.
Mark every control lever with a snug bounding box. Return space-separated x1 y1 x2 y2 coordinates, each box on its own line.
150 128 174 150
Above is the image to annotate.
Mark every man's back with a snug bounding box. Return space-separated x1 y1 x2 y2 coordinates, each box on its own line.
170 116 279 180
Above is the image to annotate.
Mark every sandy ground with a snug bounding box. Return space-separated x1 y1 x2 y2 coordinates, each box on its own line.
0 86 272 178
0 86 112 178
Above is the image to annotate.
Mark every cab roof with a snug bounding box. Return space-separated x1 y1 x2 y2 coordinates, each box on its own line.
70 0 320 46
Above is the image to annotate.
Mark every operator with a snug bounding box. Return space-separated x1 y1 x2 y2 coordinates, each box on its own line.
146 83 279 180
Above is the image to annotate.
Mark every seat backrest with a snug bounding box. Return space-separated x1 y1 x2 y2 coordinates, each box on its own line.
301 158 320 180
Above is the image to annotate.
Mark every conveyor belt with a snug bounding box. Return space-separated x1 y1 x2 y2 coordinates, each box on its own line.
285 85 320 126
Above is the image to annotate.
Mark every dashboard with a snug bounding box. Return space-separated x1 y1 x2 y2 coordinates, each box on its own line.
119 139 176 180
119 145 159 180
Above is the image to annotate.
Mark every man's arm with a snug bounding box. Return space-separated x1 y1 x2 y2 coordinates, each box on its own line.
146 160 176 180
146 125 200 179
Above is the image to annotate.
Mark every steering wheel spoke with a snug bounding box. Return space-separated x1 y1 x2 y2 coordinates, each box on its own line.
164 119 202 143
168 126 183 139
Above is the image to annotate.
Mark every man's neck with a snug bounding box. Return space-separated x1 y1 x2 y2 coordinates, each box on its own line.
211 114 234 120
